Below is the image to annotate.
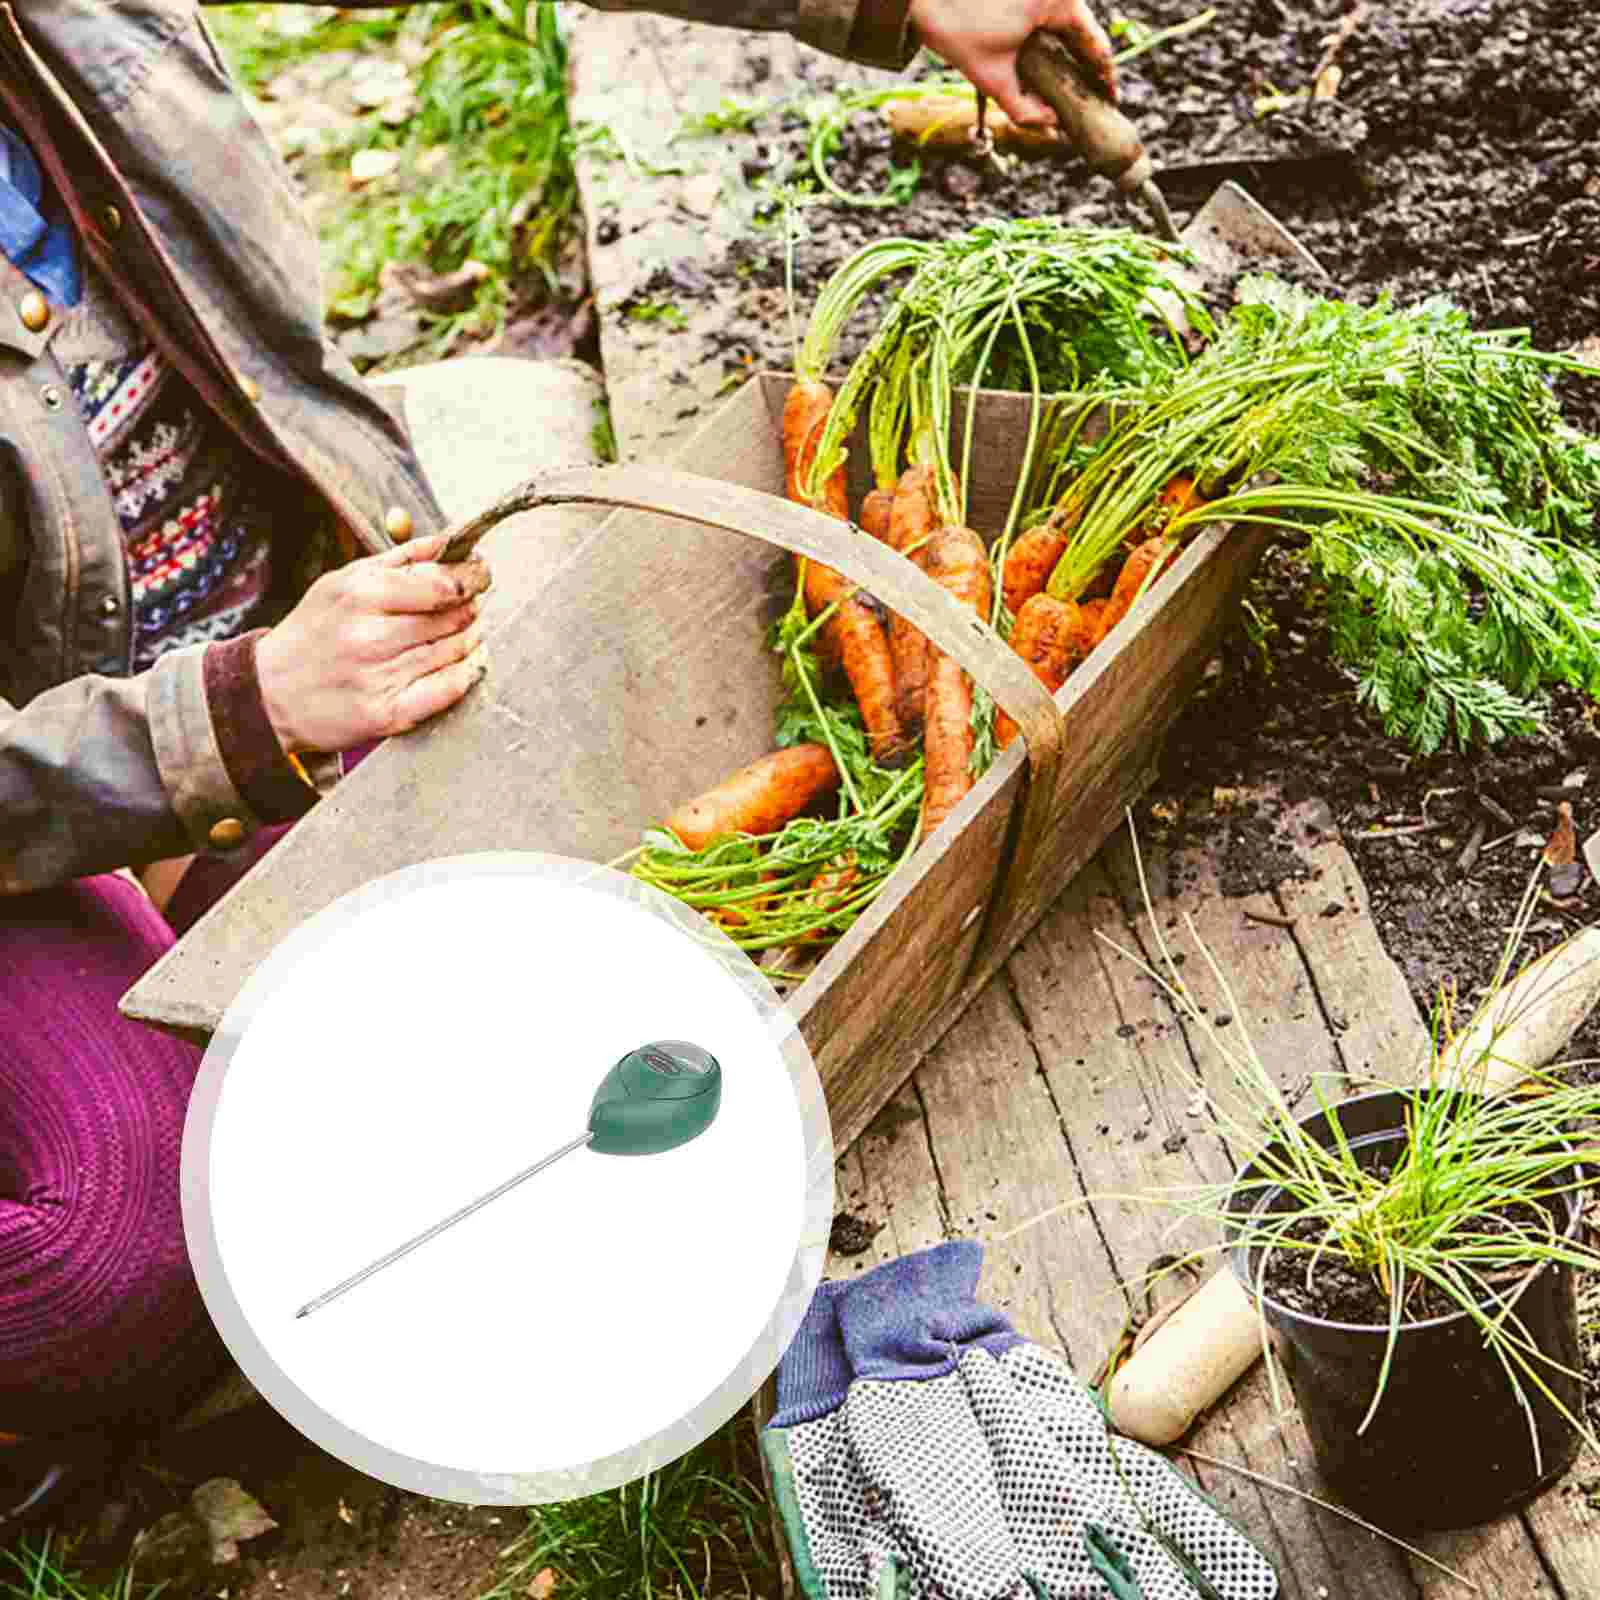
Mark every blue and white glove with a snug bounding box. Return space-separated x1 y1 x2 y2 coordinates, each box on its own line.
762 1241 1278 1600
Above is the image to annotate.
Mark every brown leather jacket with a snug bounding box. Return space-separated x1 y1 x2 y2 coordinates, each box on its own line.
0 0 914 894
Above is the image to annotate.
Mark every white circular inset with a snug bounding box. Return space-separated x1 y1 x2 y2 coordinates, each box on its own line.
181 853 832 1504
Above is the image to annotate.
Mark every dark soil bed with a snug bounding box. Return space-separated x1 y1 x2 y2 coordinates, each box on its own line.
711 0 1600 1076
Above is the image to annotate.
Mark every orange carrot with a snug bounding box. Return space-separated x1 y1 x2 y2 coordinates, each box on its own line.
994 594 1092 750
810 852 860 910
783 382 906 765
1002 499 1081 616
861 487 894 544
921 527 992 839
1079 598 1111 649
666 744 840 851
882 465 942 735
782 380 849 517
1099 535 1177 640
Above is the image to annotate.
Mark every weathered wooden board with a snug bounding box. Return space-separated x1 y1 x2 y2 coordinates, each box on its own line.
567 10 877 463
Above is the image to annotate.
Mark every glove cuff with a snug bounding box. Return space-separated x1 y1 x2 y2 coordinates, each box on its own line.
837 1240 1022 1381
769 1278 854 1428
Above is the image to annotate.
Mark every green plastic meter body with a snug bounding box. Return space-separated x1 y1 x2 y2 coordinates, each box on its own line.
586 1040 723 1156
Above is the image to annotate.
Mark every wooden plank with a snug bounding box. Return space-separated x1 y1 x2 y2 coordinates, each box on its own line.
568 13 873 462
1004 866 1236 1335
1520 1441 1600 1597
1273 803 1429 1085
911 981 1117 1364
831 1088 946 1278
1100 830 1348 1144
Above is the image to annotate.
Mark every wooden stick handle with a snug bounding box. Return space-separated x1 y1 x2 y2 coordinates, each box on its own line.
1017 32 1151 190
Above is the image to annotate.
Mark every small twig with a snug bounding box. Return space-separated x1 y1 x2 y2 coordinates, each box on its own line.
1481 828 1527 856
1359 820 1448 840
1243 908 1297 929
1177 1448 1482 1593
1112 7 1217 67
1311 1 1370 83
1457 817 1488 875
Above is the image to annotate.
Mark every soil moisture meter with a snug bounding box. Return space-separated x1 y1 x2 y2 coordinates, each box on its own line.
295 1041 722 1319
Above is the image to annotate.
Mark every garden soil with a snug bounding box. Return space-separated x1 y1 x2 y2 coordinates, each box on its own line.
35 2 1600 1594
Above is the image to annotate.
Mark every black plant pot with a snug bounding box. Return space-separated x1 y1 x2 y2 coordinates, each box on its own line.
1224 1089 1586 1534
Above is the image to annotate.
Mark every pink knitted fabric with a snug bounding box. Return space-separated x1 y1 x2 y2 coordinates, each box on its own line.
0 874 228 1438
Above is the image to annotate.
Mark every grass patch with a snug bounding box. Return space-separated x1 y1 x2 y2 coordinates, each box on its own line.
484 1415 779 1600
0 1534 157 1600
209 0 581 364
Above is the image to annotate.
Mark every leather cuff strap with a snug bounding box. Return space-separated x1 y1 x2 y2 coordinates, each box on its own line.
203 630 320 824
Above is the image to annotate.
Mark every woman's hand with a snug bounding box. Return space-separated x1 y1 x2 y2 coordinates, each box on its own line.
255 531 493 754
906 0 1117 127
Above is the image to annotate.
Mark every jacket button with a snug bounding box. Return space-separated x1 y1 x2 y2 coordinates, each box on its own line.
239 375 261 403
19 292 49 333
100 595 120 617
101 203 123 235
384 505 414 540
208 817 247 850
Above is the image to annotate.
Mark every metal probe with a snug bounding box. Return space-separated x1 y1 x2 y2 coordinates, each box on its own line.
294 1041 723 1320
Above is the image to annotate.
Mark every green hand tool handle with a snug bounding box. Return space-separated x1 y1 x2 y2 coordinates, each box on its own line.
588 1041 723 1156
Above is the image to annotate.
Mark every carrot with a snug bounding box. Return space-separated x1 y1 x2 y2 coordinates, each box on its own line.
666 744 840 851
884 464 940 734
861 487 894 544
921 527 992 839
783 381 907 766
1079 598 1111 650
887 464 938 554
1002 500 1081 617
802 562 907 767
1098 535 1177 640
1153 473 1205 533
782 379 849 518
994 594 1091 750
810 852 859 910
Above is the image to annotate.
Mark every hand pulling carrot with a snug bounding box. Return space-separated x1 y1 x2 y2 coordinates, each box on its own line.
994 594 1092 750
666 744 840 851
921 527 992 840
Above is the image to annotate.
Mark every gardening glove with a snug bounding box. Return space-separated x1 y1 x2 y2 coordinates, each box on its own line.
764 1241 1279 1600
764 1248 1030 1600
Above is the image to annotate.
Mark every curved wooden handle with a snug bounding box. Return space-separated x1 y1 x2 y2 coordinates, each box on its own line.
436 462 1064 873
1017 32 1150 189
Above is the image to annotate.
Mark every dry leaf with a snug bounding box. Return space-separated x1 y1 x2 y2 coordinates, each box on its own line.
1544 800 1577 867
337 1499 355 1526
528 1568 558 1599
191 1479 278 1565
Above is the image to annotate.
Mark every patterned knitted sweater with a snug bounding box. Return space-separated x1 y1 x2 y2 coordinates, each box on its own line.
56 262 285 673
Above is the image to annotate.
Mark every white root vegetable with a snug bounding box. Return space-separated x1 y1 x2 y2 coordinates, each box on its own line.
1107 926 1600 1447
